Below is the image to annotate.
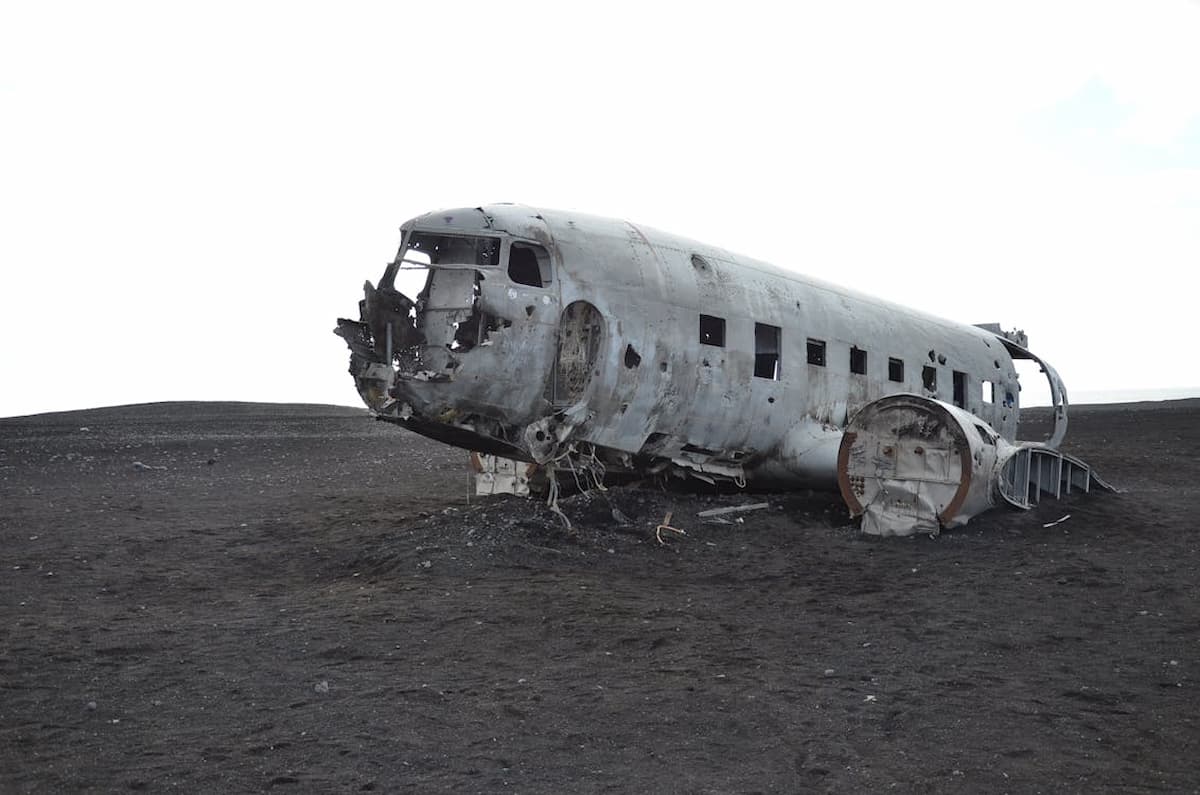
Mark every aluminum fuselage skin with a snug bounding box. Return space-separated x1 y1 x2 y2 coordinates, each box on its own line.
343 204 1050 488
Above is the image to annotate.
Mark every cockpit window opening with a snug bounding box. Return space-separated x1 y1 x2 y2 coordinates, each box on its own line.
982 379 995 404
888 357 904 382
699 314 726 347
392 248 432 306
508 241 552 288
754 323 781 380
404 232 501 268
399 248 432 267
389 231 502 305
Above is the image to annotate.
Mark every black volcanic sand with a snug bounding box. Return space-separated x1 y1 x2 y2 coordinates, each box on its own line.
2 400 1198 792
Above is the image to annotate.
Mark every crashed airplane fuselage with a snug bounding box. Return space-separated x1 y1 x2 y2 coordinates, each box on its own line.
336 204 1106 535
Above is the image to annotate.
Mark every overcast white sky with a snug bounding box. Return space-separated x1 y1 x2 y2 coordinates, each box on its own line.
2 1 1198 417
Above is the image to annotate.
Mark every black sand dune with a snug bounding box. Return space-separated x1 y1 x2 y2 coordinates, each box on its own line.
2 400 1198 792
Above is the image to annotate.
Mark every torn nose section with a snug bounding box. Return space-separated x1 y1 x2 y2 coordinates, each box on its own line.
334 279 422 412
334 252 514 414
332 273 477 411
411 266 497 377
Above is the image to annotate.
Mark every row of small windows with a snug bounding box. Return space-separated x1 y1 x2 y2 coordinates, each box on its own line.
702 314 904 383
807 339 907 382
697 314 995 408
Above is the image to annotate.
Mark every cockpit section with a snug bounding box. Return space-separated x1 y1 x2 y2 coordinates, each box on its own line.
335 224 562 457
381 232 507 374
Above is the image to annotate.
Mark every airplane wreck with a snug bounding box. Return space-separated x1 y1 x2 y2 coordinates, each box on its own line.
335 204 1111 536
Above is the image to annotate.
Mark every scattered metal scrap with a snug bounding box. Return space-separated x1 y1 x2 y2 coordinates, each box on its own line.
655 512 686 545
696 503 770 519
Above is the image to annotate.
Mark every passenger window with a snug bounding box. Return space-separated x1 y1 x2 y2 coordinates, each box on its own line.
982 380 994 404
850 346 867 375
754 323 781 380
508 242 551 287
953 370 967 408
922 365 937 392
888 357 904 382
700 315 726 347
807 338 826 367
